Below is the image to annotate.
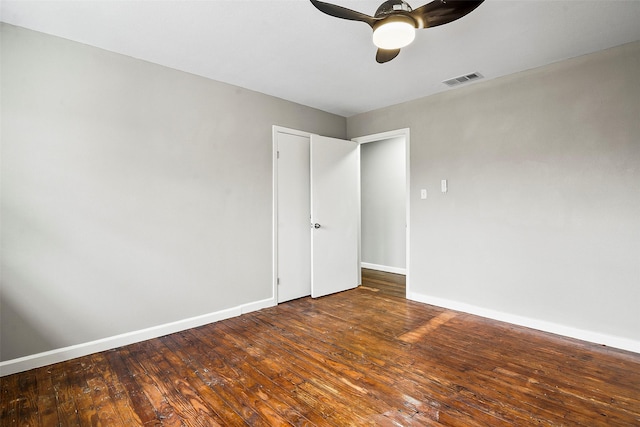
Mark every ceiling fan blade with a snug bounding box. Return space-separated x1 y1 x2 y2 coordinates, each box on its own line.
410 0 484 29
376 48 401 63
310 0 379 27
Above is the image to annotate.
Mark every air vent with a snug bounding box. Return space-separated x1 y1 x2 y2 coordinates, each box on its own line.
442 72 484 87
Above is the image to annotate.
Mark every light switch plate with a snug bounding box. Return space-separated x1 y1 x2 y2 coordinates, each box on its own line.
420 189 427 199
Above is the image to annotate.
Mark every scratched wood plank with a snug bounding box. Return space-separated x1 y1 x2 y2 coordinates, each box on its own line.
250 310 456 426
86 353 143 426
210 320 344 419
158 332 250 427
73 354 127 427
302 300 556 426
170 328 281 427
418 313 633 397
15 370 39 426
0 374 19 426
220 316 386 425
134 338 226 427
422 314 640 426
260 294 624 427
34 367 60 427
49 362 82 426
119 344 185 427
184 327 337 424
322 296 604 423
1 270 639 426
164 330 316 426
163 329 263 426
101 348 160 426
252 303 493 426
65 359 101 427
249 308 460 423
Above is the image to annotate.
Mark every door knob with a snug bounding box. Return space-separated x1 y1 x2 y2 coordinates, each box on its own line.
314 223 321 229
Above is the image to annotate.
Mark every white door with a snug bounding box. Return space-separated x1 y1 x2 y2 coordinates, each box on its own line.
276 132 311 303
310 135 360 298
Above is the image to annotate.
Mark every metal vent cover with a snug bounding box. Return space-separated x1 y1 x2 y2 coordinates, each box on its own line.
443 72 483 87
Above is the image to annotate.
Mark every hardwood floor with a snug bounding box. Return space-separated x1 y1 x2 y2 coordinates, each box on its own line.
2 271 639 426
360 268 406 297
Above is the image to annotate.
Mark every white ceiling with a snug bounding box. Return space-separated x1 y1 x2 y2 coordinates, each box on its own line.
2 0 640 117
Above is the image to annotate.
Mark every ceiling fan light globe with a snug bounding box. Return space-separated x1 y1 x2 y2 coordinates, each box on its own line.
372 20 415 50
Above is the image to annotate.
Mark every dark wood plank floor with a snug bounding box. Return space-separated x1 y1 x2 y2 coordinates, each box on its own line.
360 268 406 297
2 270 639 426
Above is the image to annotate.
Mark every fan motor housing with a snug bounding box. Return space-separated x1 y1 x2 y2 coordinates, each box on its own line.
375 0 413 17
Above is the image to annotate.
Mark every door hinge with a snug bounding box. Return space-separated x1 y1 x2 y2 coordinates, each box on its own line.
277 151 280 159
277 277 280 285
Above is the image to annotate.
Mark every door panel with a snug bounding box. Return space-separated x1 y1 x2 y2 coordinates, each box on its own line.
310 135 360 298
276 132 311 303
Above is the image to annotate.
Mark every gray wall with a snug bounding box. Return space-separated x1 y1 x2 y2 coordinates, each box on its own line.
360 137 406 270
348 41 640 343
1 24 346 361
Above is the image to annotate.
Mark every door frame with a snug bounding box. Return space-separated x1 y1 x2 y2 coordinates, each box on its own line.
352 128 411 297
272 126 411 302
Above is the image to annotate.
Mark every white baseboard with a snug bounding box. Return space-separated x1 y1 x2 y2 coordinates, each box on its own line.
361 262 406 275
0 297 275 377
409 292 640 354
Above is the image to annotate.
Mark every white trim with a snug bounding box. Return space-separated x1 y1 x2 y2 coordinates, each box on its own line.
409 292 640 354
361 262 406 275
272 125 279 304
352 128 410 298
0 297 275 377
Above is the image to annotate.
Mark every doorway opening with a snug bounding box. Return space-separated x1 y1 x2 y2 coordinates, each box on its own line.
273 127 410 303
353 129 410 298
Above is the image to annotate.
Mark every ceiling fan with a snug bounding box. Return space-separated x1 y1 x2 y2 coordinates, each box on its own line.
310 0 485 63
